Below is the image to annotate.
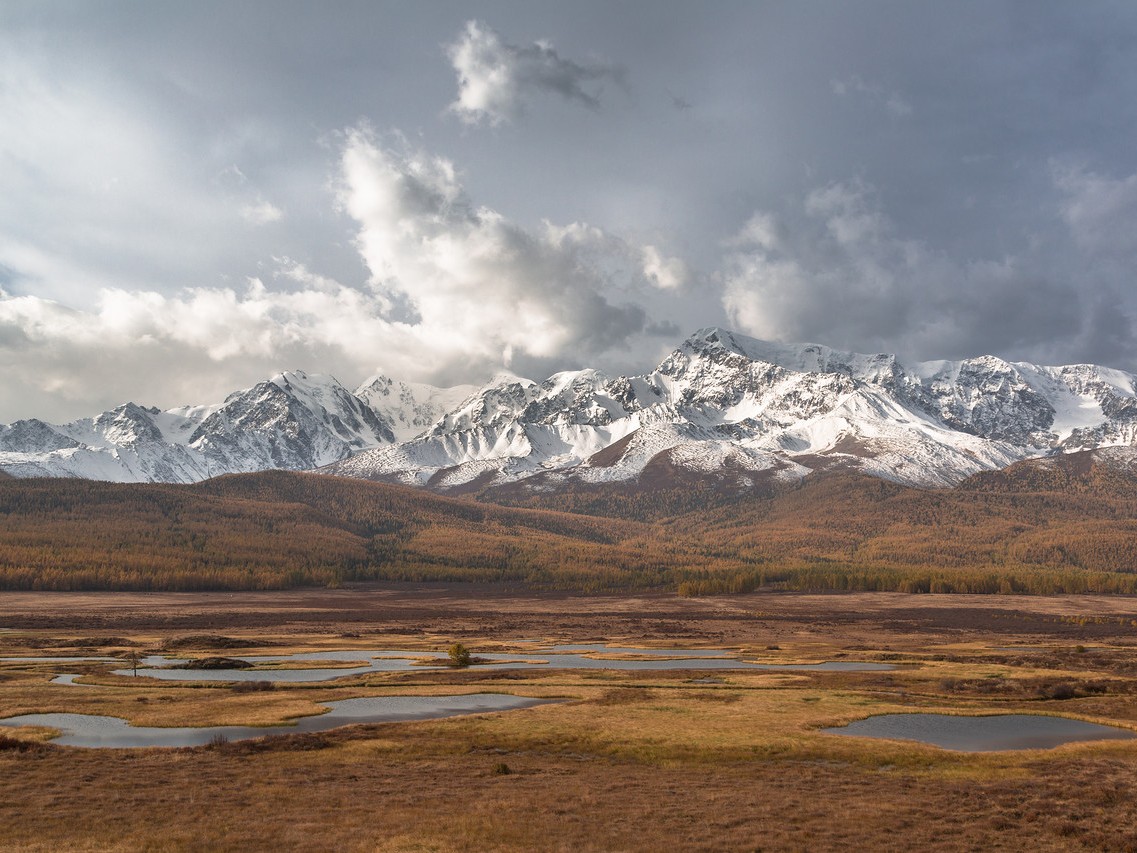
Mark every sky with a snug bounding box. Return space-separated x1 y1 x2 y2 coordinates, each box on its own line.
4 1 1137 422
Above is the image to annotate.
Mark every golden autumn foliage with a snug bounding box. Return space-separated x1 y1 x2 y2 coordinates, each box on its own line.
2 451 1137 595
0 472 678 592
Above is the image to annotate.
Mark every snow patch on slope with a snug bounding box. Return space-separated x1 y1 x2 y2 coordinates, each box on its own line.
8 327 1137 491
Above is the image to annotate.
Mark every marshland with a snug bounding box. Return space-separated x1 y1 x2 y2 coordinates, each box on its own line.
2 586 1136 851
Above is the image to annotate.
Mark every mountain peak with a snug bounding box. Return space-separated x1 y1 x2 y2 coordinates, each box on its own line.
676 328 899 384
487 369 537 388
6 326 1137 492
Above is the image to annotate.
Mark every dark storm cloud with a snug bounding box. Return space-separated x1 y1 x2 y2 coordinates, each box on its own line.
2 1 1137 421
720 175 1135 367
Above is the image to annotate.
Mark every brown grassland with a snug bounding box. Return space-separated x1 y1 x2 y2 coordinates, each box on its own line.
2 587 1137 851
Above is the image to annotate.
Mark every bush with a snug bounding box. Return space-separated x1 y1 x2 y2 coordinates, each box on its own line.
1041 682 1079 700
0 734 46 753
448 643 472 667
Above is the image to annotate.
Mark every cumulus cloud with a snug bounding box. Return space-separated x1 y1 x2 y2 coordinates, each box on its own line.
446 20 624 125
0 276 405 421
641 245 688 290
337 127 672 375
720 178 1105 364
722 179 917 346
0 128 684 422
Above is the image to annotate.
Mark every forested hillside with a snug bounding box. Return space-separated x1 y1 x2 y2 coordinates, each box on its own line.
0 472 679 591
3 455 1137 594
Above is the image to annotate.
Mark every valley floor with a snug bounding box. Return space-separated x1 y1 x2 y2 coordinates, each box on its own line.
2 585 1137 851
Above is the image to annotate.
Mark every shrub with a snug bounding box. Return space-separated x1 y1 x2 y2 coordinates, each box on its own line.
0 734 45 753
1041 682 1079 700
448 643 472 667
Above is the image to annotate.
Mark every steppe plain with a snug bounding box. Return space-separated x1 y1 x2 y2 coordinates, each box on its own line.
2 586 1137 851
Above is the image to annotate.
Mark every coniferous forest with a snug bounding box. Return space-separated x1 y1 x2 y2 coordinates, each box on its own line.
3 451 1137 596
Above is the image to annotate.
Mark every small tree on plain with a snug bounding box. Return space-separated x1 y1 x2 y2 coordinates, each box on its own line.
448 643 472 667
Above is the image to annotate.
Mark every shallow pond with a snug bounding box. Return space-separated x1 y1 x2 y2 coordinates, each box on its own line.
109 645 894 682
0 694 554 749
823 713 1137 752
3 644 895 684
51 674 88 686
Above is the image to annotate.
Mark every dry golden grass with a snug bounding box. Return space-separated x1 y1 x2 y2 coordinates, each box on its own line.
2 696 1137 852
3 589 1137 850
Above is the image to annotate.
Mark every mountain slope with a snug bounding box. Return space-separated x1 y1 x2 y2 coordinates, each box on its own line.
0 472 664 591
354 375 477 443
327 328 1137 490
4 465 1137 594
0 371 394 483
5 327 1137 489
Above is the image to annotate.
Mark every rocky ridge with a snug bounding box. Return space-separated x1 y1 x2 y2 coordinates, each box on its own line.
4 328 1137 490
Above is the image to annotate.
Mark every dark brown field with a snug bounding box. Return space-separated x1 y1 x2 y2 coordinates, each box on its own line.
5 584 1137 641
3 586 1137 851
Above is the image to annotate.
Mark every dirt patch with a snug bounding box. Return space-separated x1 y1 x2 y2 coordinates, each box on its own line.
175 656 253 670
163 634 275 650
3 587 1137 647
587 431 637 468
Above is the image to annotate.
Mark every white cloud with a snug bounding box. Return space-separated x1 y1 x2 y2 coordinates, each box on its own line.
446 20 623 125
641 245 688 290
723 179 918 344
0 129 684 422
337 127 669 372
0 277 405 420
239 200 284 225
723 213 781 252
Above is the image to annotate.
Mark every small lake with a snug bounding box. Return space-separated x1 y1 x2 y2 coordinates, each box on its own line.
823 713 1137 752
2 644 896 684
0 694 554 749
109 646 894 682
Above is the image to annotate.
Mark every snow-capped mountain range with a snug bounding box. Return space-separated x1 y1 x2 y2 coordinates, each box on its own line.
4 327 1137 490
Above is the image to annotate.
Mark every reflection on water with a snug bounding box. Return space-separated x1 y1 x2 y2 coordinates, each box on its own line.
0 694 555 749
823 713 1137 751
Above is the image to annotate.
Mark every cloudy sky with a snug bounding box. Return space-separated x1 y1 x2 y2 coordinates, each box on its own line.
4 1 1137 422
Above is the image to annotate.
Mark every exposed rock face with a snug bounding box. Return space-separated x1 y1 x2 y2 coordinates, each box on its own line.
5 328 1137 490
327 327 1137 491
0 371 397 483
355 376 476 443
